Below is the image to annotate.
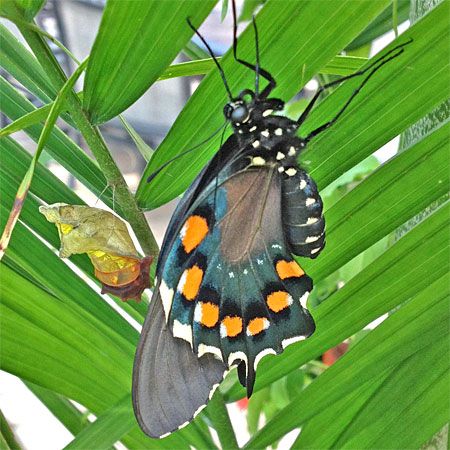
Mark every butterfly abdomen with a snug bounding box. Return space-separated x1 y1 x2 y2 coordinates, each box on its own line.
282 169 325 258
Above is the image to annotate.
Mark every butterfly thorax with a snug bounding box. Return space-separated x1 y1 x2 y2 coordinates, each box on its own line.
225 96 306 175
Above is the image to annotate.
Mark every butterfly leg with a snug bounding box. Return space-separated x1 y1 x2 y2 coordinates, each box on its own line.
297 39 412 142
231 0 276 98
281 168 325 258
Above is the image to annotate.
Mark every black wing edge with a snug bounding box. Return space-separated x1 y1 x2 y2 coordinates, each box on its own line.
132 285 227 438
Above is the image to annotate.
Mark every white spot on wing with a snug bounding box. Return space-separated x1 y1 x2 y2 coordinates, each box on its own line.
274 128 283 136
282 335 306 349
252 140 260 148
307 217 319 225
305 235 320 243
177 270 187 293
262 109 273 117
299 291 309 309
261 129 269 137
299 179 307 189
194 404 207 418
229 271 235 278
306 198 316 206
173 320 193 347
278 167 285 173
276 152 285 160
243 269 248 275
271 244 282 249
228 351 248 369
252 156 266 166
257 259 264 265
250 125 257 132
209 383 220 400
160 279 174 321
288 146 296 156
254 348 277 369
198 344 223 361
194 302 202 323
311 247 321 255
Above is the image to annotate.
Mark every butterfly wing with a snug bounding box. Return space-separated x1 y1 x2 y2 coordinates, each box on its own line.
157 155 315 395
133 138 317 437
132 282 226 438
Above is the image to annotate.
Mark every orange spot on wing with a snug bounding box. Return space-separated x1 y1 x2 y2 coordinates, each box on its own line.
247 317 269 336
222 316 243 337
267 291 292 313
200 302 219 327
276 260 304 279
181 265 203 300
181 215 209 253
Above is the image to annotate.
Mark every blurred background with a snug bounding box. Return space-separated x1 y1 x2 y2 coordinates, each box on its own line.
0 0 410 448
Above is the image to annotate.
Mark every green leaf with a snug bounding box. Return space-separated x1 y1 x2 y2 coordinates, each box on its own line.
245 271 450 448
0 409 21 450
83 0 217 124
0 59 87 258
0 24 55 101
136 1 449 210
206 393 239 450
25 382 88 436
0 0 46 21
119 116 153 162
226 202 449 400
0 78 114 209
346 0 410 50
64 395 135 450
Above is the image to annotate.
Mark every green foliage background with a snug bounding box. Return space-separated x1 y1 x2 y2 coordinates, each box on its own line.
0 0 449 448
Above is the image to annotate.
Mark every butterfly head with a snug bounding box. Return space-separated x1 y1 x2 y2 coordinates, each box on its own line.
224 90 286 131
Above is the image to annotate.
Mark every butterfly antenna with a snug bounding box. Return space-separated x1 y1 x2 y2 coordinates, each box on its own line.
147 121 228 184
187 18 233 100
252 15 260 95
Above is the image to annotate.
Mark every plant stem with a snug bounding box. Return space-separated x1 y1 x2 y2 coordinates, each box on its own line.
16 19 158 258
207 392 240 450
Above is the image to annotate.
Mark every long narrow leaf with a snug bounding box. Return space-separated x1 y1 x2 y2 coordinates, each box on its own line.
0 60 87 259
83 0 217 123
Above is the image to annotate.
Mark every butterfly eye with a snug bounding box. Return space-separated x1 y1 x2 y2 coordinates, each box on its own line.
230 105 249 123
223 103 233 119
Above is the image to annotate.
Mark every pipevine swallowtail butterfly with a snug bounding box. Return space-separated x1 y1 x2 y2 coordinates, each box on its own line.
133 2 410 438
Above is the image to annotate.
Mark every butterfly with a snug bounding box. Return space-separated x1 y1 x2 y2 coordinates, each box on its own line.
132 3 410 438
